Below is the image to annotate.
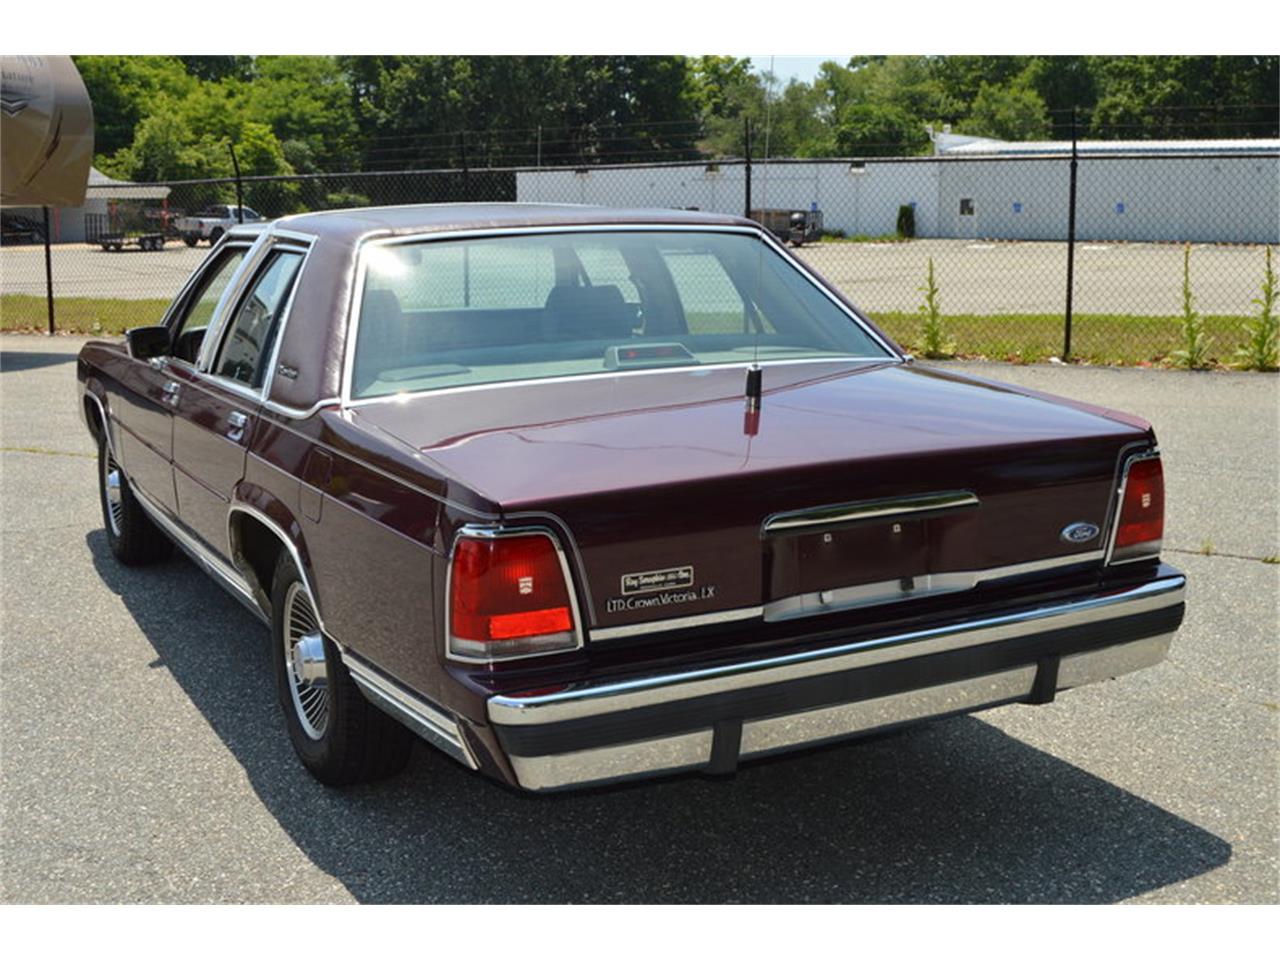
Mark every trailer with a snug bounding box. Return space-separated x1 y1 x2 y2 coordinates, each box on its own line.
98 232 166 252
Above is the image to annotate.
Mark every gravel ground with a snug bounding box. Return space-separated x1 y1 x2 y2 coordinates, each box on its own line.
1 335 1276 904
1 238 1265 317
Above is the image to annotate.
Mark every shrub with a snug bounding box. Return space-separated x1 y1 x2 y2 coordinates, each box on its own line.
1235 245 1278 371
322 191 372 211
1170 244 1212 369
896 204 916 239
917 258 954 358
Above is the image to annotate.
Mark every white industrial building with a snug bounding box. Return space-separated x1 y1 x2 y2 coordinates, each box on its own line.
516 136 1280 245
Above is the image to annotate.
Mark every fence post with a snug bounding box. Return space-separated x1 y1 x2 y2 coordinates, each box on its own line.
228 143 244 223
1063 107 1079 360
743 117 752 220
42 205 55 336
461 130 470 202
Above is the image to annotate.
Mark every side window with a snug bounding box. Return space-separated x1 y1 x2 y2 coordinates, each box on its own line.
169 248 247 364
213 250 304 388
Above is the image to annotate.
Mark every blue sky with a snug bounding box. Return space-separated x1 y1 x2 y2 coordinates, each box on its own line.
744 55 850 86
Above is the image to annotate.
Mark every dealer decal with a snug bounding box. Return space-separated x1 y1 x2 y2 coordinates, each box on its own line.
620 565 695 595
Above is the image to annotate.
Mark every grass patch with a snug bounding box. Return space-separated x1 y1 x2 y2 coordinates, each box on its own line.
869 311 1260 367
1 295 169 335
1 293 1272 371
818 233 909 244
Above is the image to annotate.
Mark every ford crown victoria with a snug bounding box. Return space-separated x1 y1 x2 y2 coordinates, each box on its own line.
77 204 1185 791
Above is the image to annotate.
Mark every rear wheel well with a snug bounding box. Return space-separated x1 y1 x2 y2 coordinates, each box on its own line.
84 396 105 444
232 513 286 610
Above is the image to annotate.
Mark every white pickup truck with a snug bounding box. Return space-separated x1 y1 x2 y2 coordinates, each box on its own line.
174 204 265 246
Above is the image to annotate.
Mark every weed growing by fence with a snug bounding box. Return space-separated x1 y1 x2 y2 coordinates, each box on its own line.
1236 245 1278 371
1171 244 1213 369
916 258 954 359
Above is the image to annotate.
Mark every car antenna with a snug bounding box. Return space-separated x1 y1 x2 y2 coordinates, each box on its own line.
745 56 776 436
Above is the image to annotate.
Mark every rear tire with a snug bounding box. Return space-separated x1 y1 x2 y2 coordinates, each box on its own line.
270 551 412 785
183 236 198 247
208 228 223 245
98 433 172 565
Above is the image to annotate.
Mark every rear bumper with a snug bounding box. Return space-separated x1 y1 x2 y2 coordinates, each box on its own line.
484 569 1186 791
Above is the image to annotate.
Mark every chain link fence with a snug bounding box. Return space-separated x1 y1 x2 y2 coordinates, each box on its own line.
3 148 1277 368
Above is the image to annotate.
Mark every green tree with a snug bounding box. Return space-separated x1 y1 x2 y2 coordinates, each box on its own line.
960 83 1051 140
833 103 929 157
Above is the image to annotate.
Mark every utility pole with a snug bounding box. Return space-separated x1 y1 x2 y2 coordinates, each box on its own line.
743 117 752 220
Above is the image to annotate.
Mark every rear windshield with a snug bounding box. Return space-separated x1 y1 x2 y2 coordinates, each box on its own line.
350 230 891 399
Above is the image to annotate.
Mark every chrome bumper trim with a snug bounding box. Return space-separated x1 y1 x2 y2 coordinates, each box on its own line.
345 657 478 770
500 632 1175 791
490 574 1185 727
739 666 1037 758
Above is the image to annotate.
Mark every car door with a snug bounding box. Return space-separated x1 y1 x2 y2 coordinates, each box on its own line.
111 244 249 515
171 243 307 556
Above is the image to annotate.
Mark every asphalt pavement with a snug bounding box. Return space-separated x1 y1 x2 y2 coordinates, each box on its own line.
1 335 1276 903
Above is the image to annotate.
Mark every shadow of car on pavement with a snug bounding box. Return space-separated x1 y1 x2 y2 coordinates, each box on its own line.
87 529 1230 904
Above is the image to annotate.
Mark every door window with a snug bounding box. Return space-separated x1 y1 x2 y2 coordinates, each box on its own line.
213 250 304 388
169 247 248 364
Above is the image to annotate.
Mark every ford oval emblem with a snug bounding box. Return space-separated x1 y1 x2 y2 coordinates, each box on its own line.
1061 521 1101 544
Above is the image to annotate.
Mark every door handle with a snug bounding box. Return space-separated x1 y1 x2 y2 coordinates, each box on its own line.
227 410 250 442
161 381 180 404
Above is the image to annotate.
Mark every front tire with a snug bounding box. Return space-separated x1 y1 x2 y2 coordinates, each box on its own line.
182 235 198 247
270 551 412 785
208 228 223 245
98 434 172 565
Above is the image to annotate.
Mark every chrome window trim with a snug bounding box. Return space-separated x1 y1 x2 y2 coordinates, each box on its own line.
203 240 315 400
589 550 1106 641
488 573 1186 726
339 223 901 407
194 238 269 371
762 490 980 537
159 241 253 331
341 356 890 408
226 503 326 631
444 523 586 664
1105 449 1164 565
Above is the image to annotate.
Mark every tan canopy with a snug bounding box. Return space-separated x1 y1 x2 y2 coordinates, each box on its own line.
1 55 94 207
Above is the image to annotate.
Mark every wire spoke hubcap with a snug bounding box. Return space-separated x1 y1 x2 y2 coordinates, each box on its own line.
283 582 329 740
103 451 124 535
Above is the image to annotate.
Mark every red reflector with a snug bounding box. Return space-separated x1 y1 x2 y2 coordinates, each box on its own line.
449 533 577 660
1114 457 1164 555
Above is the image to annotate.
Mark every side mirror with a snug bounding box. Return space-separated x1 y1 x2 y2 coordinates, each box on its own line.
126 325 170 361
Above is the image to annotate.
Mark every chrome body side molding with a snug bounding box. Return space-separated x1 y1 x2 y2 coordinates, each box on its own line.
130 484 268 625
342 655 478 769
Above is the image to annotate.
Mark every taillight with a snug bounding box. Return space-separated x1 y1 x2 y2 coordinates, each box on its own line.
1111 455 1164 563
448 531 580 662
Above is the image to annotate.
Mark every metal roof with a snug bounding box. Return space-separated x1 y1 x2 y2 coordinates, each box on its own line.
938 137 1280 157
83 167 172 200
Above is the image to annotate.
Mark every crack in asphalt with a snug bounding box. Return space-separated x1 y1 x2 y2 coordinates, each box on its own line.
1163 655 1280 712
1166 546 1280 565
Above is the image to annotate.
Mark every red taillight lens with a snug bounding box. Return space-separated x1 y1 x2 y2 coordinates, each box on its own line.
448 533 578 662
1112 456 1164 561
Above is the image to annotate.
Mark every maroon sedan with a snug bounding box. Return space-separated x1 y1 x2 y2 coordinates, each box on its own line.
78 205 1185 791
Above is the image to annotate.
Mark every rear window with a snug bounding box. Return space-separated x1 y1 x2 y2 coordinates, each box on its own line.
350 230 890 399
